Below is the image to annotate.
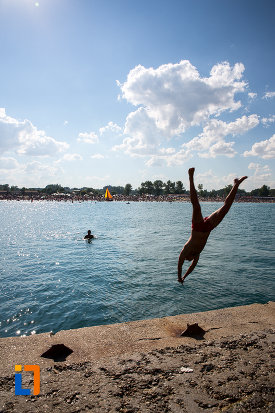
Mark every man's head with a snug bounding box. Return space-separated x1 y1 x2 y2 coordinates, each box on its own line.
87 230 91 235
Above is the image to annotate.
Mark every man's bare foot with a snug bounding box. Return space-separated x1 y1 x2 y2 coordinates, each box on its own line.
188 167 195 177
234 176 248 186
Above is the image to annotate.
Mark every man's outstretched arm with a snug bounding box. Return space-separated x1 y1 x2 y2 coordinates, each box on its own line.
182 255 199 283
178 249 185 283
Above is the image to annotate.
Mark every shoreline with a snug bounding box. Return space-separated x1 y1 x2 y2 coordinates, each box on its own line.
0 196 274 203
1 302 274 412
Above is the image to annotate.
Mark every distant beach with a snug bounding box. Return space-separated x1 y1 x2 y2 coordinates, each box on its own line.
0 192 274 203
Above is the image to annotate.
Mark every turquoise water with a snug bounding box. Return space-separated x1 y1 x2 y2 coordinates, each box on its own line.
0 200 274 338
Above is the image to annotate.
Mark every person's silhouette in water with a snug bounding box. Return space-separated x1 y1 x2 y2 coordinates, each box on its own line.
84 230 94 240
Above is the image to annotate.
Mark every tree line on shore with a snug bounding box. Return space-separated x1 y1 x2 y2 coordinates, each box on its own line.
0 181 274 198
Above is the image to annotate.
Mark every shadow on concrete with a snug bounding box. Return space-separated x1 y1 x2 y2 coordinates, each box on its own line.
41 344 73 362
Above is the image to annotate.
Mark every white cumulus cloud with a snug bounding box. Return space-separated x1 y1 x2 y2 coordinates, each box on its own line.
247 162 273 187
248 162 271 174
182 114 259 159
248 92 257 100
194 170 238 190
243 134 275 159
145 149 191 167
77 131 99 144
146 115 259 166
0 108 69 156
113 107 164 156
0 159 64 187
261 115 275 127
90 153 104 159
99 121 122 136
118 60 246 136
263 91 275 99
199 141 237 158
24 161 61 176
61 153 83 161
115 60 247 159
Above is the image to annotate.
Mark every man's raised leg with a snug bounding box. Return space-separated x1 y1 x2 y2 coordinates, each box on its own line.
189 168 203 223
208 176 248 228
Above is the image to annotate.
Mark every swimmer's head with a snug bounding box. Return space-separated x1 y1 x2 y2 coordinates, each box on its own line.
87 230 91 235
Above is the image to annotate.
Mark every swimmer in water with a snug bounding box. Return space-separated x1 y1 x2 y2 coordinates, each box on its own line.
84 230 94 240
178 168 247 284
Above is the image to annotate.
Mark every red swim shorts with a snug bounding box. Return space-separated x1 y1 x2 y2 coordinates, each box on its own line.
192 216 214 233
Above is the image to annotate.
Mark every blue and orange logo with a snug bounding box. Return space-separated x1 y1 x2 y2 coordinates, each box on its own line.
15 365 40 395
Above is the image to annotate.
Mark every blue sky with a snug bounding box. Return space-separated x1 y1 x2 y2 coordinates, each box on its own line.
0 0 274 190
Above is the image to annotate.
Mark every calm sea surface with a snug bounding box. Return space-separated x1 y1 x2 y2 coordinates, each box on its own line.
0 200 274 338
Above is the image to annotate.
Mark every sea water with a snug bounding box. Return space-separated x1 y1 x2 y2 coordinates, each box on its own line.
0 200 274 338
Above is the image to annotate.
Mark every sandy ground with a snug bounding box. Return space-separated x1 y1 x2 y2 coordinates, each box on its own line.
0 302 274 412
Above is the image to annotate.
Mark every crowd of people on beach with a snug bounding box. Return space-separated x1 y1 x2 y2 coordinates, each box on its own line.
0 191 274 203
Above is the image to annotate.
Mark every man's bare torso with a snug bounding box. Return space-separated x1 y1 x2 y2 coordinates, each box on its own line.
182 230 210 260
